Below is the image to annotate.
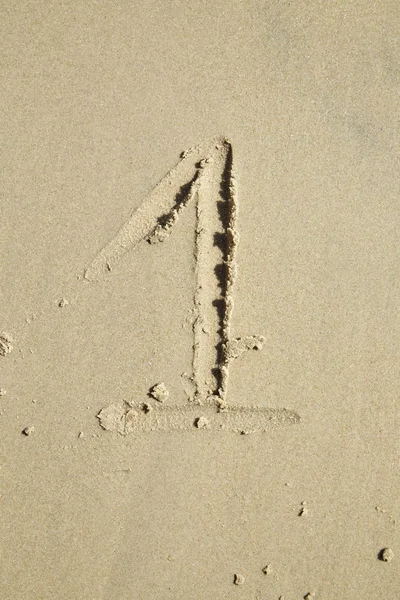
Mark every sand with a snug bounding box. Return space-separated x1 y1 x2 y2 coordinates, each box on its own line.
0 1 399 598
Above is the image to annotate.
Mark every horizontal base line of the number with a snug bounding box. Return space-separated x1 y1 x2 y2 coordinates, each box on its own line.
98 404 301 435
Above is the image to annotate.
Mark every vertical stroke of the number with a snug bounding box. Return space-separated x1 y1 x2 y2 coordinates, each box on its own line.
191 143 238 405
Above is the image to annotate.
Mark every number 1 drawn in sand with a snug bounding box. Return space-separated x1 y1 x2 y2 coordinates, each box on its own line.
86 138 300 434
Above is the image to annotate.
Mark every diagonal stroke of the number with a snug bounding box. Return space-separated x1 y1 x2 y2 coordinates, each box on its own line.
86 137 300 432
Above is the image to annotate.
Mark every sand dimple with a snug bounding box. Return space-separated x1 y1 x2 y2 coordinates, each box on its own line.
233 573 245 585
262 564 272 575
22 426 34 436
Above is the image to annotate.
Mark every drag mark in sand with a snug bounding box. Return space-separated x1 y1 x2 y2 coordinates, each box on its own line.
86 138 300 433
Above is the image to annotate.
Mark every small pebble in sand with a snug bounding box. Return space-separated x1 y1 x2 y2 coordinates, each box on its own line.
149 382 169 403
141 403 152 413
195 416 209 429
0 389 6 397
262 564 272 575
304 593 315 600
78 432 84 438
233 573 245 585
379 547 394 562
58 298 69 308
0 333 13 357
22 426 34 436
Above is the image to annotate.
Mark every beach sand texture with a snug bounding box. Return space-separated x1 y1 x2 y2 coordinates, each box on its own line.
0 1 399 598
